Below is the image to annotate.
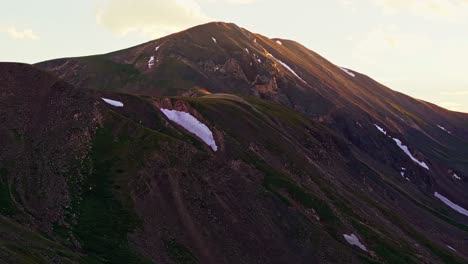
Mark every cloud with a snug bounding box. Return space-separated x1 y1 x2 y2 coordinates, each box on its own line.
200 0 257 4
440 90 468 95
371 0 468 19
225 0 257 4
96 0 211 38
338 0 359 12
352 26 431 65
1 27 38 40
438 101 462 110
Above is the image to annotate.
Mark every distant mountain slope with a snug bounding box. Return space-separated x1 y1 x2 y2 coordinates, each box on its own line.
0 22 465 264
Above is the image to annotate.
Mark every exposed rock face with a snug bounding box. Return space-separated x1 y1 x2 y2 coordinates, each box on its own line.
251 75 278 101
198 60 217 72
219 58 248 81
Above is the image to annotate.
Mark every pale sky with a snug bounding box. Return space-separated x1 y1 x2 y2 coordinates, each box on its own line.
1 0 467 113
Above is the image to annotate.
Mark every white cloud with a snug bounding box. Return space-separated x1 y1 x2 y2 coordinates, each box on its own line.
2 27 38 40
440 90 468 95
438 101 462 111
200 0 257 4
352 26 431 65
225 0 257 4
372 0 468 19
338 0 358 12
96 0 211 38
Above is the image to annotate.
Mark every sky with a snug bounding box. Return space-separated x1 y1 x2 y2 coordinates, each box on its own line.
1 0 467 113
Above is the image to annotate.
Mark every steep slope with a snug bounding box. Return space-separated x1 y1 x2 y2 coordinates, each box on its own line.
37 22 468 219
1 63 468 264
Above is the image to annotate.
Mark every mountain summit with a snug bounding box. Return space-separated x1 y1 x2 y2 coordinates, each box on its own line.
0 22 467 263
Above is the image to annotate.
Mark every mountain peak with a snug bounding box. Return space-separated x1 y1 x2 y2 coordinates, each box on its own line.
185 21 242 31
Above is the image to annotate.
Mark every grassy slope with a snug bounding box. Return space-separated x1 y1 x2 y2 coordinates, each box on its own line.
0 216 83 264
180 95 467 264
0 93 466 263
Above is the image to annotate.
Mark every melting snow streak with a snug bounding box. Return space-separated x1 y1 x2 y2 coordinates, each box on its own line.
447 245 457 252
267 53 308 84
434 192 468 217
343 234 368 252
340 67 355 77
211 37 217 44
277 60 307 83
160 109 218 151
276 40 283 45
374 124 387 135
392 138 429 170
437 125 451 134
101 98 124 107
373 124 429 170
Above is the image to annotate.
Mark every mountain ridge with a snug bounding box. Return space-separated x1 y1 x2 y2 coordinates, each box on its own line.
0 21 467 263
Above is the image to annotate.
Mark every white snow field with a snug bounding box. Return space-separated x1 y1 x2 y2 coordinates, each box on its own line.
434 192 468 217
343 234 368 252
160 109 218 151
392 138 429 170
101 98 124 107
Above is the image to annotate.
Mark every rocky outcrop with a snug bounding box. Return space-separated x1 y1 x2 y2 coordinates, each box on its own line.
219 58 248 82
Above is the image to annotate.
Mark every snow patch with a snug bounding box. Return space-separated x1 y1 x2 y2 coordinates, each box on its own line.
437 125 452 134
373 124 429 170
434 192 468 217
211 37 217 44
277 59 307 84
452 173 461 180
400 167 410 181
101 98 124 107
267 53 308 84
340 67 355 77
155 45 160 51
253 54 261 63
374 124 387 135
160 109 218 151
276 40 282 45
343 234 368 252
447 245 457 252
148 56 155 69
392 138 429 170
245 48 249 54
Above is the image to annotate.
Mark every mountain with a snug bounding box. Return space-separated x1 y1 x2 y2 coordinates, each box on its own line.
0 21 466 264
